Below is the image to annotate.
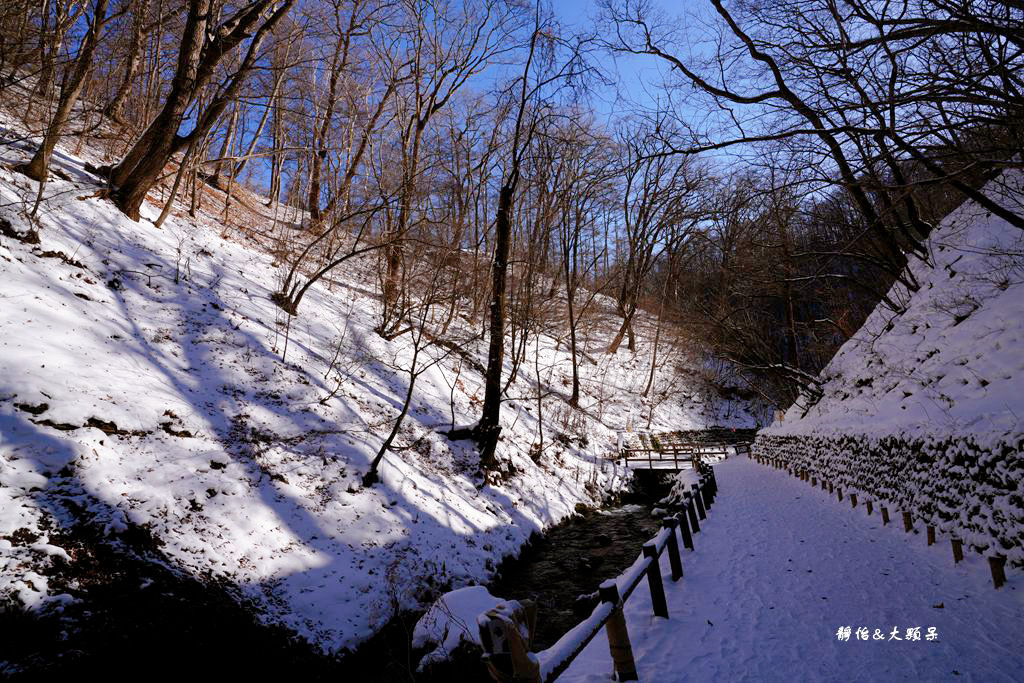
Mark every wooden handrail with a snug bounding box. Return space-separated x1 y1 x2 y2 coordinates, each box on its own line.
477 466 719 682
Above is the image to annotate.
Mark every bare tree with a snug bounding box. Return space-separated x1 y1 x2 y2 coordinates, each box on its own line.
18 0 110 184
101 0 296 220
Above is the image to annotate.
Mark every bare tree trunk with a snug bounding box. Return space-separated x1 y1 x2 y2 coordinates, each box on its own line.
104 0 148 122
19 0 109 182
477 183 514 470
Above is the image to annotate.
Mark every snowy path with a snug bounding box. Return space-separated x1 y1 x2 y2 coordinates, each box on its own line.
560 456 1024 682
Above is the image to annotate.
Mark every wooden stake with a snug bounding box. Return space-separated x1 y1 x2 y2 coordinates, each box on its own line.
902 511 913 533
881 507 890 525
989 555 1007 589
685 496 700 534
837 488 843 501
850 493 857 508
828 482 834 494
678 511 694 549
663 517 684 579
643 543 669 617
927 525 935 546
693 485 707 520
866 501 873 516
811 476 817 486
478 600 541 683
599 581 638 681
700 479 713 510
951 538 963 564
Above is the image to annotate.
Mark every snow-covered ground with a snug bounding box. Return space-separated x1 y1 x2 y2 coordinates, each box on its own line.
560 456 1024 681
0 98 760 655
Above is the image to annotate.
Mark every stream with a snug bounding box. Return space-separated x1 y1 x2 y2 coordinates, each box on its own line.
336 470 681 682
488 471 674 650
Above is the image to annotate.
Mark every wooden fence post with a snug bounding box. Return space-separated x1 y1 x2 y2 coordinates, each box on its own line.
951 538 964 564
678 510 695 549
692 485 707 520
643 543 669 618
927 525 935 546
989 555 1007 589
663 517 684 579
850 493 857 508
866 500 873 516
599 581 639 681
811 476 817 486
828 482 834 494
837 488 843 501
700 478 713 509
881 507 890 525
902 511 913 533
478 600 541 683
685 495 700 533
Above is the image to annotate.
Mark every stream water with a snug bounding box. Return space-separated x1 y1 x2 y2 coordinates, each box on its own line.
336 471 676 682
488 471 673 650
339 433 758 681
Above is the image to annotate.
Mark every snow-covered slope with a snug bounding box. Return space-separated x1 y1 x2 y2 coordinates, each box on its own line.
770 171 1024 439
757 171 1024 565
0 104 758 653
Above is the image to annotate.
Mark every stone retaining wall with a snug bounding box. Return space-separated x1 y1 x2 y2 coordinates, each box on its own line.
752 432 1024 567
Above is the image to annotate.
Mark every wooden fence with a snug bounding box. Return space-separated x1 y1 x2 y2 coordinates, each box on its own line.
477 467 720 682
750 450 1009 590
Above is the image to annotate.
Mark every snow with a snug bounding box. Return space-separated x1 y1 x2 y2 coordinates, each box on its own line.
0 98 758 654
755 170 1024 566
558 456 1024 681
767 170 1024 441
412 585 504 668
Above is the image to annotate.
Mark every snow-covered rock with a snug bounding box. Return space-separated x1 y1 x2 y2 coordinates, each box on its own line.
411 585 504 669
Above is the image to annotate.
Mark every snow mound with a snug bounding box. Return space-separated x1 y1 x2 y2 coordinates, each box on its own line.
411 585 504 669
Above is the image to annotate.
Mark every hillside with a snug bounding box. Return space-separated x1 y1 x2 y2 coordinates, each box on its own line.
757 171 1024 565
0 99 761 665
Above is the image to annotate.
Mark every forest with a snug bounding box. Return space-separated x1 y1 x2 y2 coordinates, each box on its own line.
1 0 1023 678
4 0 1019 451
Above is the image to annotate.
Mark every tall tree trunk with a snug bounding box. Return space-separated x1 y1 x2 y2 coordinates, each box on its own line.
477 183 514 470
20 0 109 182
104 0 148 122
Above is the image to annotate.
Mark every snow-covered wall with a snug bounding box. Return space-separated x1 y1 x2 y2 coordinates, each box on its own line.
756 171 1024 566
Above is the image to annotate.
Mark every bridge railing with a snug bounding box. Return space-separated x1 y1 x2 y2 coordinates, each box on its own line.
477 467 720 682
618 446 704 472
618 441 750 471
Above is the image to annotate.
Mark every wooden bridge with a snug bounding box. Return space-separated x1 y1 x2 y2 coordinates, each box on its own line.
618 440 750 473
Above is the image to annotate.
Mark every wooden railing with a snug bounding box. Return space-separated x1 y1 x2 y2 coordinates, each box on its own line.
619 446 705 473
619 441 750 472
477 467 720 682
